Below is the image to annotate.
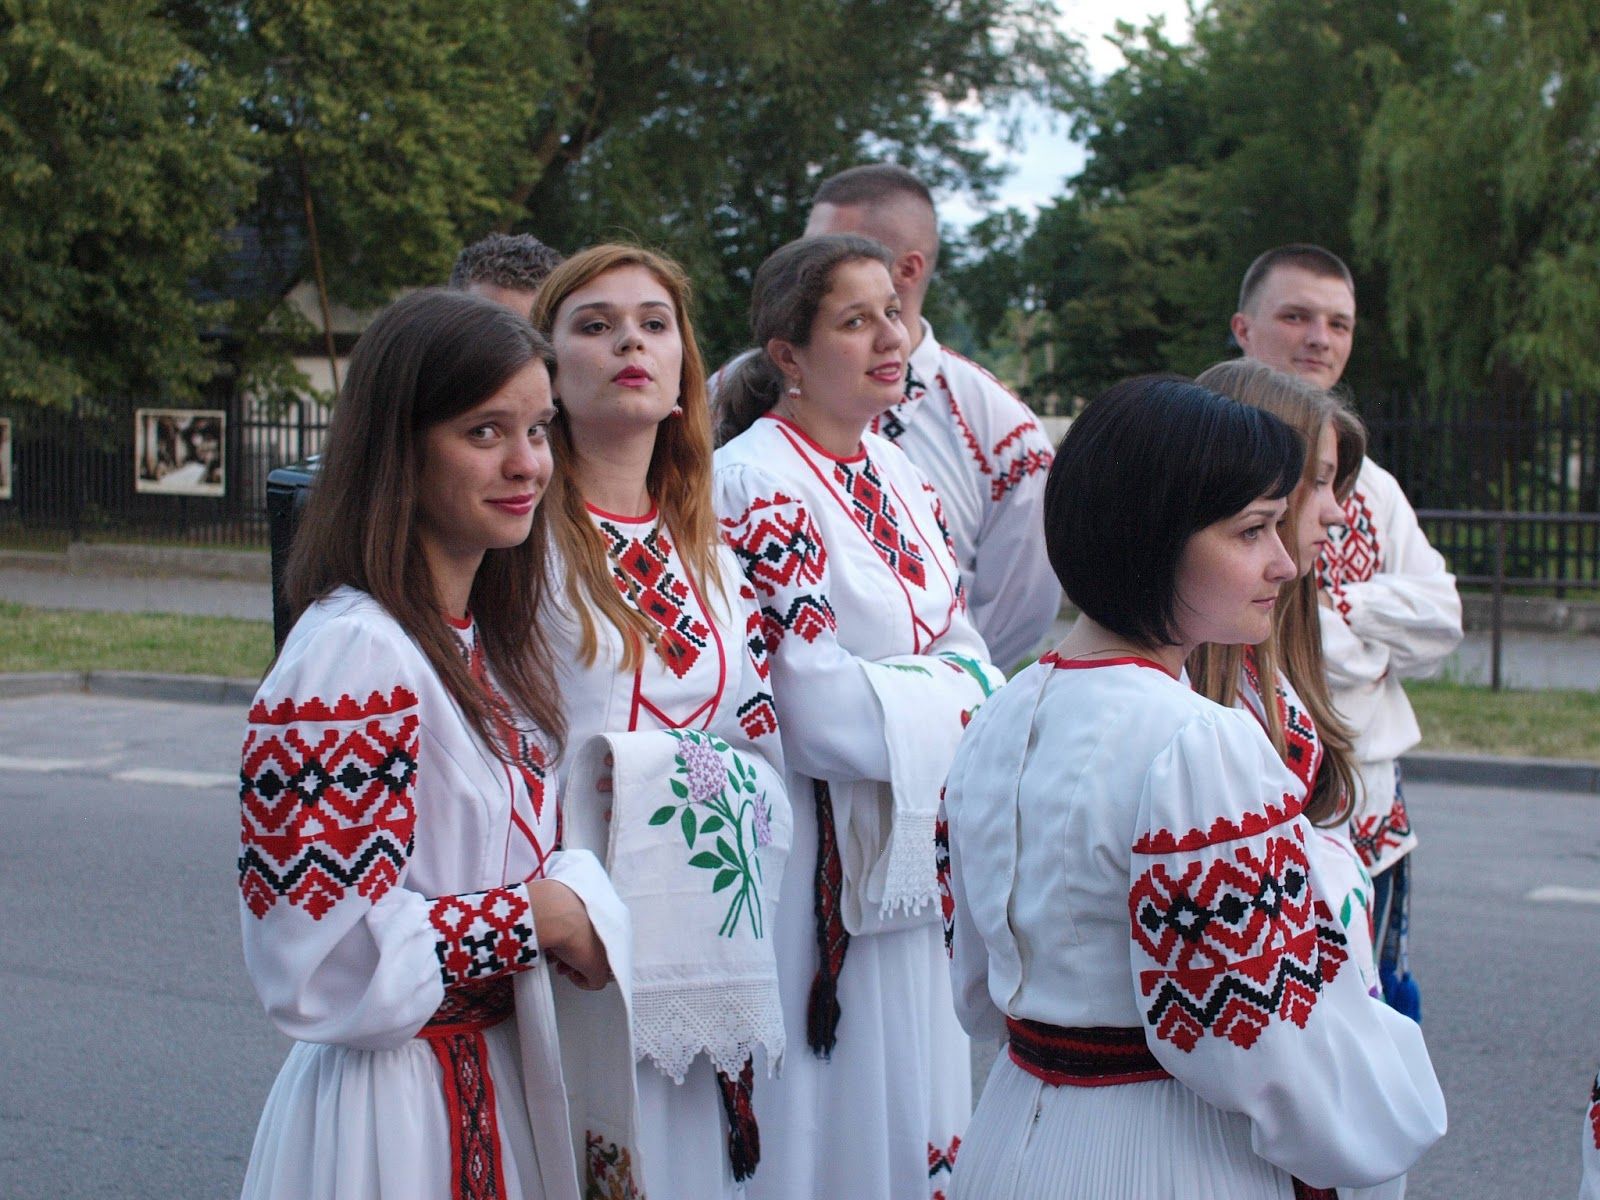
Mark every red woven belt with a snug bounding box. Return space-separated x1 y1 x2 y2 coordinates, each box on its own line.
1004 1017 1336 1199
1005 1017 1171 1087
420 977 516 1200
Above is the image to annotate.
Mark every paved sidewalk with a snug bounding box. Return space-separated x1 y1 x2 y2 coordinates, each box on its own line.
8 562 1600 691
0 564 270 621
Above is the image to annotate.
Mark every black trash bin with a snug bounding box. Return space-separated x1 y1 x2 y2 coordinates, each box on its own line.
266 457 321 650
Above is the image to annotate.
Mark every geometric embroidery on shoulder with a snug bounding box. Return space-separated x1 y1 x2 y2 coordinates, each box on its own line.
736 581 781 740
740 582 772 682
1130 823 1347 1051
430 884 538 988
989 417 1052 503
723 492 829 592
833 454 927 589
1316 490 1380 616
599 519 711 679
1131 792 1303 854
758 593 837 652
239 689 420 921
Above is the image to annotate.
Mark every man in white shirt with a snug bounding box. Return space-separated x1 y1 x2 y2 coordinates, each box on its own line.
717 165 1060 669
1233 243 1463 1018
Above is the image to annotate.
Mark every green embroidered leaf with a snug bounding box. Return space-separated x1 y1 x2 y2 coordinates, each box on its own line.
700 814 725 834
885 662 932 676
716 836 739 864
648 805 676 826
713 869 739 893
688 851 723 869
670 778 689 800
681 807 698 844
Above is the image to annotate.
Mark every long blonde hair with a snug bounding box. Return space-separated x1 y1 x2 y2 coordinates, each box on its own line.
532 244 724 670
1188 358 1366 826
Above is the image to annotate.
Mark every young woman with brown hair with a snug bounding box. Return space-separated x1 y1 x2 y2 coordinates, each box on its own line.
239 288 639 1200
532 245 791 1200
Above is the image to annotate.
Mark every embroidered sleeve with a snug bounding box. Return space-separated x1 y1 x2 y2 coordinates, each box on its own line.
1127 712 1445 1187
964 379 1060 668
1316 466 1462 680
238 616 542 1050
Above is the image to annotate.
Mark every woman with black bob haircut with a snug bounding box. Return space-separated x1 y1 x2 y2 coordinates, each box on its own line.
942 375 1445 1198
238 288 643 1200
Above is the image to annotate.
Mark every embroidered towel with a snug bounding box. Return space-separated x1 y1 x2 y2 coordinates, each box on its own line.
832 651 1005 936
565 729 792 1084
513 847 647 1200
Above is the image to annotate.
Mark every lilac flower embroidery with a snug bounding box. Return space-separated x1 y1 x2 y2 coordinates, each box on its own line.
679 735 726 805
752 791 772 848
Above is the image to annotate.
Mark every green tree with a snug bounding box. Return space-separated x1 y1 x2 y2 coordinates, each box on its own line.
950 1 1453 398
0 2 255 410
1357 0 1600 394
513 0 1079 358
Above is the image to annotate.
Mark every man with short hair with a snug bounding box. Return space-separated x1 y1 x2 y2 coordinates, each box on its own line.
721 164 1059 668
449 232 564 318
1235 244 1462 1019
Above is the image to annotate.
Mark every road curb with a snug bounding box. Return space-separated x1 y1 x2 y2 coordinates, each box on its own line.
1399 750 1600 795
2 672 1598 794
0 670 258 706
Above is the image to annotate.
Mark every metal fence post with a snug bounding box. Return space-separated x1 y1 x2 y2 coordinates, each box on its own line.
1491 516 1506 692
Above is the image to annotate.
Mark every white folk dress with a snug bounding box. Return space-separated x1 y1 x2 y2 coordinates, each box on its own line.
237 587 643 1200
942 655 1446 1200
551 505 792 1200
1316 457 1462 876
715 415 1004 1200
711 325 1059 670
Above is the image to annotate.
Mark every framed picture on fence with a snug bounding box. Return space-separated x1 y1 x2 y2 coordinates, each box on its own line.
0 417 11 500
135 409 225 497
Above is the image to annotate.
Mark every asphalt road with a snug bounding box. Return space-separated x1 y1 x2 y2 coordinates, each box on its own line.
0 691 1595 1199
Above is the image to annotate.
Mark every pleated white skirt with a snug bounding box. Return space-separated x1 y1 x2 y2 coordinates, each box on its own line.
748 787 970 1200
240 1021 543 1200
637 1056 745 1200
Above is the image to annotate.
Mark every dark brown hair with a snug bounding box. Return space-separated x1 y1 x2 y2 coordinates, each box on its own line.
713 234 894 445
531 244 724 670
284 287 565 753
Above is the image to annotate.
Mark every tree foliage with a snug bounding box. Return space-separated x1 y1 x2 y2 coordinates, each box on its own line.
949 1 1455 401
0 2 255 409
1357 0 1600 395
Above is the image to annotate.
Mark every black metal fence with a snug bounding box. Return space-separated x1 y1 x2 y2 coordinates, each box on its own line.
0 393 330 547
1362 390 1600 589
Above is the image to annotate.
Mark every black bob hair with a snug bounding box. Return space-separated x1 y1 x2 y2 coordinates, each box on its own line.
1044 374 1304 649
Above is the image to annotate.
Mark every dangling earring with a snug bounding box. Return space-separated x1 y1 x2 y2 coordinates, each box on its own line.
669 404 684 417
786 385 802 400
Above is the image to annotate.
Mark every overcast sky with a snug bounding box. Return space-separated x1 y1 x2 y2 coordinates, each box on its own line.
944 0 1195 229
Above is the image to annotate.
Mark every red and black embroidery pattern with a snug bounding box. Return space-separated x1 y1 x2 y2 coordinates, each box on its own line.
1317 490 1381 618
934 810 955 958
723 495 837 651
736 581 781 740
430 885 539 987
833 455 928 589
1131 820 1347 1052
422 979 516 1200
928 1135 960 1200
239 688 420 921
872 360 924 443
1350 789 1414 869
989 417 1052 502
599 520 712 678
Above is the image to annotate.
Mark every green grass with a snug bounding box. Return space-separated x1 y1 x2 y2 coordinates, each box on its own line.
0 601 272 679
1404 678 1600 760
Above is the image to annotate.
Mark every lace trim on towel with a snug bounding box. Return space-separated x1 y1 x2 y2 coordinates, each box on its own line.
633 977 786 1083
